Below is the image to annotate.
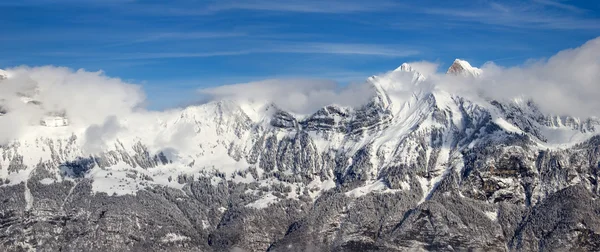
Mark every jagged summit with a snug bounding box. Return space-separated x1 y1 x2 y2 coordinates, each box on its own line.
446 59 482 77
365 62 429 114
389 62 426 82
394 63 414 72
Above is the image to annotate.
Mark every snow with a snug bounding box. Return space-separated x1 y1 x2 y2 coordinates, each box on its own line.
40 116 69 127
538 126 595 149
306 178 336 198
306 131 330 153
87 167 145 196
39 178 56 185
417 168 449 204
161 233 190 243
84 161 183 196
202 220 211 230
493 118 523 134
416 176 430 203
394 63 414 72
24 179 33 210
237 101 269 122
210 176 223 186
446 59 482 76
392 63 427 82
345 181 387 198
484 210 497 221
245 193 279 209
345 180 403 198
322 179 336 191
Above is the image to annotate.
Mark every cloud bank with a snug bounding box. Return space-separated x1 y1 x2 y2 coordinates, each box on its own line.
200 36 600 118
199 79 375 115
437 36 600 118
0 66 144 124
0 66 144 144
83 115 122 154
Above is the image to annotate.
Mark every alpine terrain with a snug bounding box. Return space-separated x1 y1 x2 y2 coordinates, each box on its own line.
0 58 599 252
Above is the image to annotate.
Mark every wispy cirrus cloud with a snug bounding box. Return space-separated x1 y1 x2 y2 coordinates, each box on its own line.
421 0 599 30
0 0 399 16
202 0 400 14
41 51 253 60
103 31 247 48
531 0 586 13
0 0 132 7
122 0 400 16
138 32 246 41
42 42 418 60
267 42 418 57
0 30 245 44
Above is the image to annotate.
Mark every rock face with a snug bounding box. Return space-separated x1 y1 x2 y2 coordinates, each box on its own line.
1 62 600 251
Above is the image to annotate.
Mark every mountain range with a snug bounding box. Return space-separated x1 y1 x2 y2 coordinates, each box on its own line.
0 59 599 251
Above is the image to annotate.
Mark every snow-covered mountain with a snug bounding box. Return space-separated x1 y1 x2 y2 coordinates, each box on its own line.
446 58 482 76
1 61 599 251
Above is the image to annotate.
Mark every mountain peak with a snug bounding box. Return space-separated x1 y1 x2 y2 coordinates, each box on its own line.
446 59 482 77
394 63 414 72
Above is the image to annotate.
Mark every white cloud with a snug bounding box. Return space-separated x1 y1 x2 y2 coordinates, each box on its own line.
0 106 42 145
2 66 144 124
422 1 599 30
0 66 144 144
83 115 122 155
49 42 418 60
406 61 440 76
436 36 600 117
198 36 600 119
273 42 419 57
531 0 585 13
199 79 375 115
167 0 400 15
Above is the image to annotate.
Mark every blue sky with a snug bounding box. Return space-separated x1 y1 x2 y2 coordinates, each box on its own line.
1 0 598 109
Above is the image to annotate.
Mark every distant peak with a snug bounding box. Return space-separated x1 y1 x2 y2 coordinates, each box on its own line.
393 63 414 72
446 59 482 77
